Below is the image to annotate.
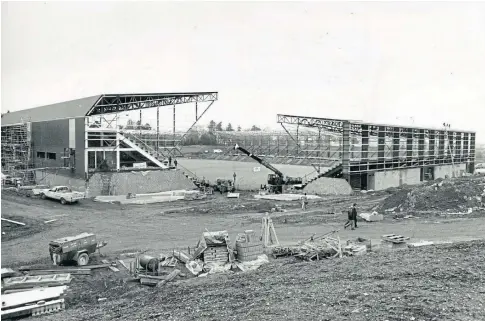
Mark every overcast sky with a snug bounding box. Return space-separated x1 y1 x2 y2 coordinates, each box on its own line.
1 2 484 141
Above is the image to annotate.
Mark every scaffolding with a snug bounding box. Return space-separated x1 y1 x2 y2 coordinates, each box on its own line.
1 122 34 182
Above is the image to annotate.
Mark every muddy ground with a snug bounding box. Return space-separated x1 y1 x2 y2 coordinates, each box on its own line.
1 187 485 320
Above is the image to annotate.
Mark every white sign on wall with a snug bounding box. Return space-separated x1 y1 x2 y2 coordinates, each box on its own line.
133 162 147 169
253 167 261 172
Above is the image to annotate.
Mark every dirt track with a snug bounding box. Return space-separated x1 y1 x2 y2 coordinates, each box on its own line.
2 191 484 266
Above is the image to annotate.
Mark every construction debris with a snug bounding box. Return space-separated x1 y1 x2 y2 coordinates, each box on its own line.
1 286 66 319
359 211 384 222
2 274 72 291
1 217 26 226
254 193 321 202
272 231 342 261
1 268 16 279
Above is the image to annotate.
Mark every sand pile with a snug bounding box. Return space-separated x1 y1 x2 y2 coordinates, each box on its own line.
378 177 485 213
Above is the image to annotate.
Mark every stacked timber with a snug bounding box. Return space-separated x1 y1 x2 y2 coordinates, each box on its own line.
236 230 263 262
203 246 229 264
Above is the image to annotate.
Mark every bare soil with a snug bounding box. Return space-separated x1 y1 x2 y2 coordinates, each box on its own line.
2 182 485 321
32 241 485 321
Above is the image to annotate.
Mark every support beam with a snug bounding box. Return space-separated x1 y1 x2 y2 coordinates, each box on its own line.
406 129 413 163
156 107 160 159
362 125 369 160
418 129 425 164
392 127 400 160
342 121 351 181
173 105 176 147
429 130 435 159
377 126 385 168
87 92 218 116
280 123 300 147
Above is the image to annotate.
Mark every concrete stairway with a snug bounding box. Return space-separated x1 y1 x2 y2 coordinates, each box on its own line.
301 163 343 189
117 133 169 169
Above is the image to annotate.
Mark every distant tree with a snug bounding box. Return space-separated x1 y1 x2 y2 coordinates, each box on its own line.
142 123 152 130
226 123 234 131
208 120 216 132
118 125 124 130
126 119 135 129
200 132 217 145
216 122 223 131
250 125 261 131
237 125 242 132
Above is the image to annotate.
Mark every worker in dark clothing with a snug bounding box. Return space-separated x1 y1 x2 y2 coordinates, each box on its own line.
344 203 358 230
174 159 178 168
351 203 358 229
168 156 172 167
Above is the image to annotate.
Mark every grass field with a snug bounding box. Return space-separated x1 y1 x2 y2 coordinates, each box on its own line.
178 158 323 190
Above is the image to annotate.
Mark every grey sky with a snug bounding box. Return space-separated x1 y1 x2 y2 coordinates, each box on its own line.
1 2 484 140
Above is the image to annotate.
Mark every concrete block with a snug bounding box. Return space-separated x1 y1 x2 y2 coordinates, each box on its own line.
304 178 352 195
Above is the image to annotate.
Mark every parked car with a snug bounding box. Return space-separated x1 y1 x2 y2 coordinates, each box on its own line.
37 186 85 205
2 175 23 185
475 168 485 176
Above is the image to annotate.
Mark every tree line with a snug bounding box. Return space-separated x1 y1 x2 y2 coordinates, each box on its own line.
207 120 261 132
118 119 261 132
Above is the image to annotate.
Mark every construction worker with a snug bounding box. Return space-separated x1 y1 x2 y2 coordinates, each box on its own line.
174 159 178 168
351 203 358 229
168 156 172 167
301 193 308 211
344 206 353 230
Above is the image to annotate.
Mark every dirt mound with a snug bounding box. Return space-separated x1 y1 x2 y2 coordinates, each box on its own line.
378 177 485 213
1 214 51 241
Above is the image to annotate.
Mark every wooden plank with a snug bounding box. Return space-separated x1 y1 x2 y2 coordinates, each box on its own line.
137 274 166 280
118 260 129 270
19 266 93 272
25 270 91 276
1 217 25 226
1 286 67 309
101 259 110 264
156 269 181 287
109 266 120 272
140 277 159 286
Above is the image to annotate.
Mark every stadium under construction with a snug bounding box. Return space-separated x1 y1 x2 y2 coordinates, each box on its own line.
1 94 477 192
1 92 218 195
204 114 477 190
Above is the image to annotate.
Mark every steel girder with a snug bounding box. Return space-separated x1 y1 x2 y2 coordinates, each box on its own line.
87 92 218 116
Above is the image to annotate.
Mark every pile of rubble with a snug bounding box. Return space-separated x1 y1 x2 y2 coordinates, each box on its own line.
131 230 270 287
378 177 485 214
0 262 120 319
272 231 343 261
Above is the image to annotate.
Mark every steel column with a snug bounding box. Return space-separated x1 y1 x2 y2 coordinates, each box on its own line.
156 107 160 158
406 129 413 163
342 121 351 181
377 126 385 168
418 129 425 164
173 105 176 146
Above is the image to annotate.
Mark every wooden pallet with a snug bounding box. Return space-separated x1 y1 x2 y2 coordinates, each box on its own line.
382 234 410 244
2 274 72 290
